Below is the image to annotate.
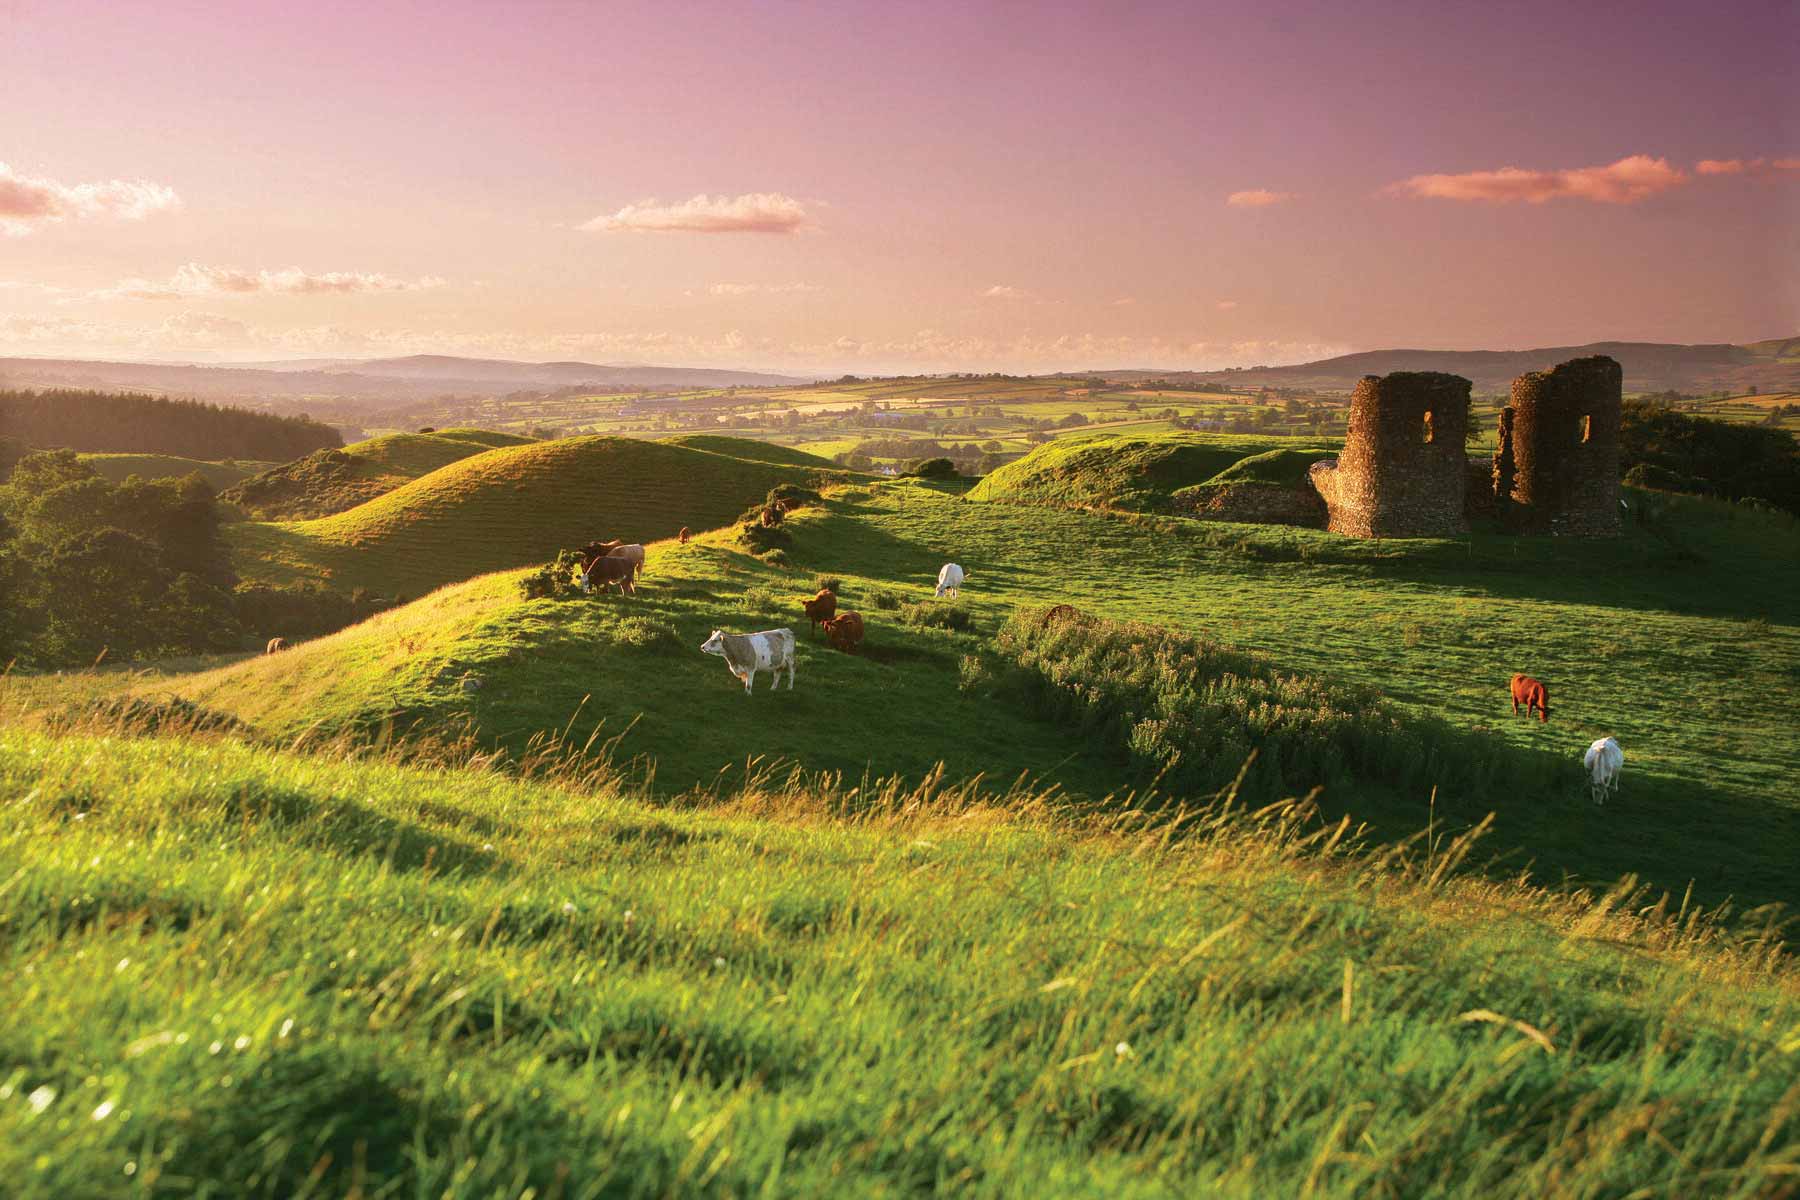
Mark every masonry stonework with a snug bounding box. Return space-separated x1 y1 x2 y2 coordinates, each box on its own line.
1496 355 1622 535
1308 371 1471 538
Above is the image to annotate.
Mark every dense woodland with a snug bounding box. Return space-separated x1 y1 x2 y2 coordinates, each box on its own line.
0 389 342 461
0 450 390 667
1619 401 1800 516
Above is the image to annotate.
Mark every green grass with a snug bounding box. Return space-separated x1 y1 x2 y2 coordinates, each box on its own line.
78 453 272 490
0 725 1794 1197
222 435 844 596
968 431 1322 512
221 430 541 521
1196 445 1338 488
658 434 838 468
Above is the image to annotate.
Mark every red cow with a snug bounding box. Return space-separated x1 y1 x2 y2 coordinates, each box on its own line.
822 611 864 653
678 526 691 544
801 588 837 637
1509 674 1549 723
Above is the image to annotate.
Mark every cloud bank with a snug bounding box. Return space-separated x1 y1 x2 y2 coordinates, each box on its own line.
95 263 446 300
582 193 810 234
1226 189 1295 208
1384 154 1687 204
0 161 180 236
708 282 823 296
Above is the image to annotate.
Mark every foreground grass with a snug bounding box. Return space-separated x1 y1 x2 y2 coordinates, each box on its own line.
1 727 1795 1197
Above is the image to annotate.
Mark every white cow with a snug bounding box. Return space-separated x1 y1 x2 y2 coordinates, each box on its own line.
1583 737 1624 805
700 628 797 695
935 562 966 597
607 543 646 579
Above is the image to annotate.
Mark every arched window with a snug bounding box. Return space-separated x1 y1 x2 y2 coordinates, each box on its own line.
1422 411 1435 444
1579 413 1592 444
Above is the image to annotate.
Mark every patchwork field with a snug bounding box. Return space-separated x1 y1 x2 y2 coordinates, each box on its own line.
77 452 273 489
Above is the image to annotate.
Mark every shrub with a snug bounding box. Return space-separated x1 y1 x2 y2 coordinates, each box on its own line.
901 600 973 632
612 616 677 649
813 575 842 596
520 550 588 600
767 483 823 509
903 457 960 480
868 587 903 611
235 581 396 640
738 521 792 556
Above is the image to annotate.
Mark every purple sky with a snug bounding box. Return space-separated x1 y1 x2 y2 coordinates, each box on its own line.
2 0 1795 371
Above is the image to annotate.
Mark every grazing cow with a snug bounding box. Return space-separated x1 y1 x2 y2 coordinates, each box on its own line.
1509 673 1549 723
581 555 636 595
801 587 837 636
821 610 864 653
700 628 797 694
265 636 288 655
679 527 691 544
580 539 624 562
1583 737 1624 805
935 562 966 597
760 504 784 528
606 543 646 580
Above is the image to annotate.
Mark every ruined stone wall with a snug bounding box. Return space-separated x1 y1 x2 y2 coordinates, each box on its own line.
1308 372 1471 537
1499 355 1621 535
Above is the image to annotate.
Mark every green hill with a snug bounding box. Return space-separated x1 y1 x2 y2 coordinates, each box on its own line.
223 435 841 596
220 428 538 520
659 433 838 468
77 453 273 490
967 431 1323 511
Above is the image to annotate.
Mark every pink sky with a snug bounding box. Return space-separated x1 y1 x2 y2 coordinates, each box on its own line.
2 0 1795 373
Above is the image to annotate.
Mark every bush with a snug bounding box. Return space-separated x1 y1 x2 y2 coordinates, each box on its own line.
767 483 823 509
1620 401 1799 516
901 600 973 632
867 587 903 611
612 616 677 649
903 457 960 480
738 521 792 557
1623 462 1708 494
235 582 396 640
520 550 588 600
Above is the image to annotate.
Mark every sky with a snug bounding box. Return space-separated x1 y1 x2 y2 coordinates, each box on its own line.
1 0 1795 374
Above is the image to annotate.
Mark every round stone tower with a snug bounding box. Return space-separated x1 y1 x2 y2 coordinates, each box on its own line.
1309 371 1471 537
1503 355 1621 535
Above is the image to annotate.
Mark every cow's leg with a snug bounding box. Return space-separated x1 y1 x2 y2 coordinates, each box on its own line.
743 668 755 695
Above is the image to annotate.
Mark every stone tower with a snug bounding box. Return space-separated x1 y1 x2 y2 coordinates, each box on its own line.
1309 371 1471 537
1496 355 1621 535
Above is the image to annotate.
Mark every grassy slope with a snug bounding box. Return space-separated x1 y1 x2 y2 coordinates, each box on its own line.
658 433 838 468
78 453 271 489
968 431 1329 511
113 480 1800 914
222 435 833 596
1 727 1793 1197
220 429 539 521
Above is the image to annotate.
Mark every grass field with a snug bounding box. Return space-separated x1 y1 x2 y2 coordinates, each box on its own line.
222 435 843 595
968 431 1336 510
78 453 273 490
1 724 1794 1197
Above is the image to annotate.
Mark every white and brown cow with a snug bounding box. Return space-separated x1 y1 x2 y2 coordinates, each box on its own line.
607 543 646 580
700 628 797 694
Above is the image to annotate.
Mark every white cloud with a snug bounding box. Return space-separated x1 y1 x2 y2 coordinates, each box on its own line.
708 282 823 296
1226 189 1295 208
1216 300 1239 311
982 284 1034 300
581 192 810 234
92 262 446 301
1383 155 1686 204
1111 297 1136 306
0 161 180 236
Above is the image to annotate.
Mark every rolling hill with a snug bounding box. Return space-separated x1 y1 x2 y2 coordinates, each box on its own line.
1097 336 1800 394
221 428 537 519
967 431 1331 511
77 452 274 490
223 434 844 595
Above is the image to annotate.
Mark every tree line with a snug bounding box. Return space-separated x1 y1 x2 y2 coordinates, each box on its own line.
0 389 342 461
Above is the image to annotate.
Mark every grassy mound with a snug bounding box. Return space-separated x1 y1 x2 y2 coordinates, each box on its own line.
967 431 1312 511
659 433 838 468
77 453 272 490
1194 445 1336 488
221 429 538 520
1 725 1794 1196
223 436 842 596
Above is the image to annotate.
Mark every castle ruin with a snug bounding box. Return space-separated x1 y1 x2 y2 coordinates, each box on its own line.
1494 355 1622 535
1308 372 1471 537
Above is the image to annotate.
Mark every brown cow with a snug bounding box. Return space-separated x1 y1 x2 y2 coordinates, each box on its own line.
760 504 784 528
582 555 636 595
265 636 288 655
821 611 864 653
801 588 837 637
580 539 624 562
678 526 691 544
1509 673 1549 723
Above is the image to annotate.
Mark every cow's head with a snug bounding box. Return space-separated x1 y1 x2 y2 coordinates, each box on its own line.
699 630 726 656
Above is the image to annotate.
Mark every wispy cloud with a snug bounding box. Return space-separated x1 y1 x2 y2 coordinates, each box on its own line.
93 263 446 301
1216 300 1239 311
1696 156 1800 176
581 192 811 234
982 284 1034 300
1384 154 1686 204
1226 189 1295 208
708 281 823 296
1110 297 1136 306
0 161 180 236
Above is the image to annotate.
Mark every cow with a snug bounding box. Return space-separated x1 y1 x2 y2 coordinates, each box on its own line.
801 587 837 636
760 504 784 528
935 563 966 597
1509 674 1549 723
679 527 691 544
265 636 288 655
821 611 864 653
579 539 624 562
700 628 797 694
1583 737 1624 805
581 555 636 595
606 543 646 580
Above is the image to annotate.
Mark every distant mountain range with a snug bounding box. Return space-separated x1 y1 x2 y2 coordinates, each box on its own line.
1097 337 1800 395
0 354 811 403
